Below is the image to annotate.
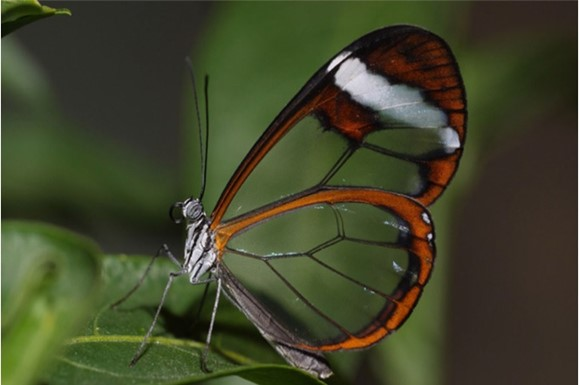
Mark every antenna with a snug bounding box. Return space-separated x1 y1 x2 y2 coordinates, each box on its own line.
185 57 209 201
200 75 209 202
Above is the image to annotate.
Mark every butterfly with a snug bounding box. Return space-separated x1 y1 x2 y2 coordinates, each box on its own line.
127 24 466 379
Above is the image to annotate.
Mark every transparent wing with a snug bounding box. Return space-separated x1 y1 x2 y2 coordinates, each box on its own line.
214 188 434 350
211 25 466 225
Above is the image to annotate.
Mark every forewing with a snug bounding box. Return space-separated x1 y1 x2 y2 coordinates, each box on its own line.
211 25 466 225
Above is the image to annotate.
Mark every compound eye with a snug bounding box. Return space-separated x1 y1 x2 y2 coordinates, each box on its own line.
184 199 203 220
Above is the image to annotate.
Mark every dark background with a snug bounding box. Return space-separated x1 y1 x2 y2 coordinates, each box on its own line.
2 2 576 385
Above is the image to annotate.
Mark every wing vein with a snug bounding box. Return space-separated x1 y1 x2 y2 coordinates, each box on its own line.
264 260 353 336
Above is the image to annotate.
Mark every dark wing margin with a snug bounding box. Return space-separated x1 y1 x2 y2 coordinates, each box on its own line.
214 186 434 353
210 25 466 225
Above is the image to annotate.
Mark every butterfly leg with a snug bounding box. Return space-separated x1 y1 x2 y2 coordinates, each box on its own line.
129 268 186 366
110 244 181 309
200 276 222 373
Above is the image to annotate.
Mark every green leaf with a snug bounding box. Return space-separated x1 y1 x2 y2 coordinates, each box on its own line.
1 0 70 37
1 221 101 385
40 254 325 385
2 226 322 384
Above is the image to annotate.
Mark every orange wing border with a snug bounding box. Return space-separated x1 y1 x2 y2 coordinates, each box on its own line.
210 25 466 225
213 186 434 351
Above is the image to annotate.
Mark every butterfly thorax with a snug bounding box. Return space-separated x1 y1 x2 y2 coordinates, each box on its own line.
181 198 217 284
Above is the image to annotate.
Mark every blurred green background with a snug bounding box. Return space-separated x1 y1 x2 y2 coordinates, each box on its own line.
2 2 576 385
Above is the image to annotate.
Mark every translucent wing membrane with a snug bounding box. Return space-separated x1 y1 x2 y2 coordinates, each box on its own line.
214 188 434 351
203 25 465 373
211 25 466 224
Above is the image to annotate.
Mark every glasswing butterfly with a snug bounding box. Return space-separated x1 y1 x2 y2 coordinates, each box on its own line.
121 24 466 379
